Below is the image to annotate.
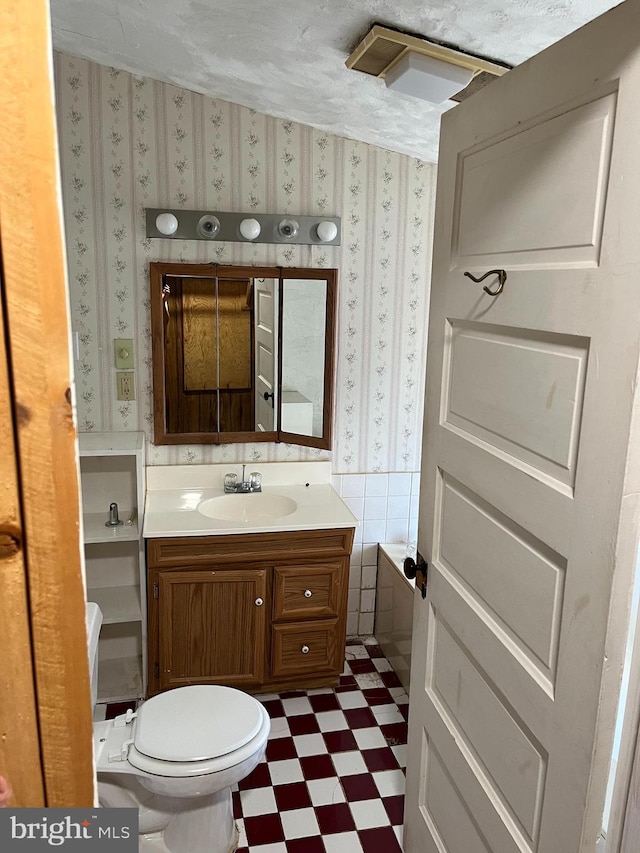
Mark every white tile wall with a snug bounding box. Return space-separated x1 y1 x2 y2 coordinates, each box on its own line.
339 471 419 635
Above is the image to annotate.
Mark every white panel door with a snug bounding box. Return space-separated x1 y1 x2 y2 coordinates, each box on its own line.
404 3 640 853
254 277 278 432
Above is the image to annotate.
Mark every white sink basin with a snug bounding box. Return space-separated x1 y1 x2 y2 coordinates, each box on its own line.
197 492 298 522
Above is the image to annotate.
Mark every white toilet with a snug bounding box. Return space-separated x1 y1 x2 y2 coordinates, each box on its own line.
86 603 270 853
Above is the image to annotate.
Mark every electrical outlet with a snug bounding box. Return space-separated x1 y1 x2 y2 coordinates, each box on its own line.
114 338 134 369
116 372 135 401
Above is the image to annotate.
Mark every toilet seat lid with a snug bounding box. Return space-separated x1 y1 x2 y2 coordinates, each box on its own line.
134 685 265 762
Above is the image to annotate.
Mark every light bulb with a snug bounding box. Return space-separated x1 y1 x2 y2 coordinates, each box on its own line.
155 212 179 236
316 220 338 242
239 218 261 240
197 214 220 239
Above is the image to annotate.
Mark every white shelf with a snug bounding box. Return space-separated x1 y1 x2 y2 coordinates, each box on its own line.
79 431 144 456
83 512 140 544
97 656 144 704
87 586 141 625
80 431 147 702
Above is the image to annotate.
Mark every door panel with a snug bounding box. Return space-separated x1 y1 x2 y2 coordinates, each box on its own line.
405 3 640 852
444 322 589 488
453 92 617 268
254 277 278 431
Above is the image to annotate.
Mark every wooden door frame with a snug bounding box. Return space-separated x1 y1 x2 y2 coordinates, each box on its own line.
0 0 94 806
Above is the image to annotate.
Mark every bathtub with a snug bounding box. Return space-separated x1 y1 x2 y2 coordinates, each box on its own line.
374 544 415 692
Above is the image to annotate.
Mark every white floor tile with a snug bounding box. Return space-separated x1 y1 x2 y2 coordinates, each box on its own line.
373 768 406 797
268 717 291 738
323 831 364 853
267 758 303 786
372 657 393 672
281 696 313 716
236 818 247 848
392 743 408 768
350 798 391 830
353 727 388 750
239 785 277 816
292 733 327 756
306 776 346 806
372 706 405 726
354 672 385 689
316 709 348 732
345 645 370 659
331 750 368 776
280 807 320 839
336 690 368 709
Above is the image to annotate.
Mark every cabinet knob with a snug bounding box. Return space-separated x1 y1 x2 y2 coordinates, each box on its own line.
255 598 264 606
304 589 312 598
301 645 310 654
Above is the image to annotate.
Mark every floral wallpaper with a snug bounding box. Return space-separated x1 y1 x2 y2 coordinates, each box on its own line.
55 52 435 474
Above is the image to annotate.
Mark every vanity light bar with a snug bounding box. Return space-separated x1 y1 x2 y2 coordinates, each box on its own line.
145 209 341 246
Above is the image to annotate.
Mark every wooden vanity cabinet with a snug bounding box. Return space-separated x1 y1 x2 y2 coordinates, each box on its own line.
146 527 354 696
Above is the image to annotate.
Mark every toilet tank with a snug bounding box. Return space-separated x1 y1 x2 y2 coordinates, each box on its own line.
85 602 102 710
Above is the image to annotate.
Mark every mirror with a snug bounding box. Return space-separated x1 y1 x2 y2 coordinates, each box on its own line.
149 263 337 449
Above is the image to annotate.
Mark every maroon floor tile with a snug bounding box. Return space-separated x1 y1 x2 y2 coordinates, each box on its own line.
315 802 357 835
280 689 307 699
383 794 405 825
236 848 249 853
364 644 385 658
380 670 403 689
262 698 286 718
287 713 321 735
237 760 271 790
380 721 408 746
343 707 377 729
398 703 410 722
362 747 400 772
243 812 285 846
335 683 359 694
323 729 359 753
341 773 381 802
232 790 242 819
299 754 336 780
274 780 313 812
362 687 394 706
266 736 298 761
338 674 357 687
105 701 136 720
348 658 378 674
286 837 326 853
359 826 402 852
309 692 341 713
346 639 364 646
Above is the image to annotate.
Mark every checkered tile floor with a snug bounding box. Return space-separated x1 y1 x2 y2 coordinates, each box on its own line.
233 638 408 853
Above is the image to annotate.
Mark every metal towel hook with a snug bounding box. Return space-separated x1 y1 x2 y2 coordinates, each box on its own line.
464 269 507 297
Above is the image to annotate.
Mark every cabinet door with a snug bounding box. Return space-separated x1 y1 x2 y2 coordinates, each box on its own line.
157 568 267 690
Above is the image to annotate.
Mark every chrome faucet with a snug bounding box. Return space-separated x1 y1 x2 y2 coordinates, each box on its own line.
224 464 262 493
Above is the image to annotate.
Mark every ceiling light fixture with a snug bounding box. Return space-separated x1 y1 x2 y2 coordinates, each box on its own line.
346 24 510 105
385 51 474 104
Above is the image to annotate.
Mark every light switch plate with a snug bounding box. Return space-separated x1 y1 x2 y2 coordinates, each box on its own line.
116 372 135 401
114 338 134 369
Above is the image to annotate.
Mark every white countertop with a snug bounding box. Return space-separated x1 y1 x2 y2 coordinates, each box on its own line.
143 462 358 538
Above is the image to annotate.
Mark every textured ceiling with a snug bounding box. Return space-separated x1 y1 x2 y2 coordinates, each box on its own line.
50 0 619 162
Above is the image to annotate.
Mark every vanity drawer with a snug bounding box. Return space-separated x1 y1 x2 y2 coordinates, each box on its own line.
272 620 340 676
273 563 342 621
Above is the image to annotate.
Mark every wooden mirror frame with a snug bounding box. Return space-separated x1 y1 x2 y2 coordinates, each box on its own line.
150 262 337 449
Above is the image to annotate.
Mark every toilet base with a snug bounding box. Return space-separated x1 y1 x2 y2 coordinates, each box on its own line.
99 773 238 853
140 820 239 853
